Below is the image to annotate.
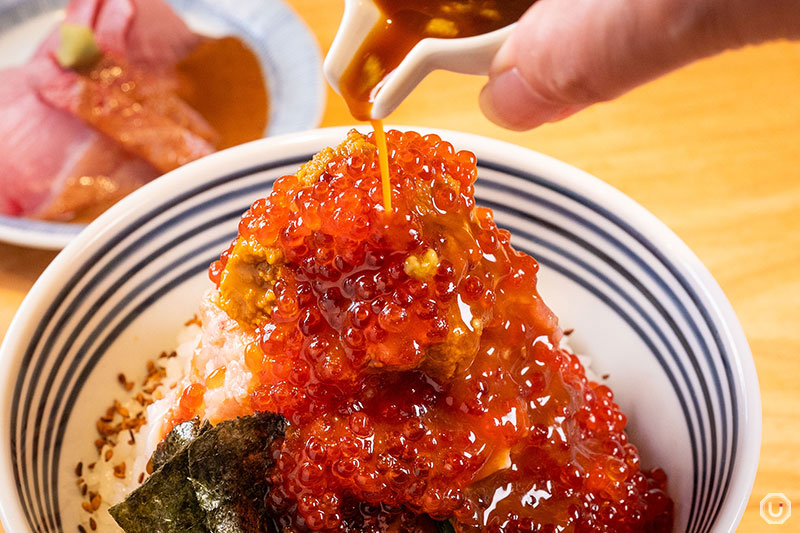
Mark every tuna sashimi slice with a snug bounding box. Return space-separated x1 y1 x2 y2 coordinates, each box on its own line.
36 0 200 72
99 0 200 70
38 55 217 173
0 62 95 216
35 135 159 221
0 59 159 218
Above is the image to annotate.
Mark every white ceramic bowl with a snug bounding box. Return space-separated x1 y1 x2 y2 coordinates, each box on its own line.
0 127 760 532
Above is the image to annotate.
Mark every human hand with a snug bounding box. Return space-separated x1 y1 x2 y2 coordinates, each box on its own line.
480 0 800 130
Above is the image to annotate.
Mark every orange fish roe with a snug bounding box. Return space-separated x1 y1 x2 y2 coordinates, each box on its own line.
206 365 227 389
171 382 206 425
198 130 673 531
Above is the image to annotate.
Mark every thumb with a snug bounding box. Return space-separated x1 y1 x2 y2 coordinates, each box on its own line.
480 0 800 130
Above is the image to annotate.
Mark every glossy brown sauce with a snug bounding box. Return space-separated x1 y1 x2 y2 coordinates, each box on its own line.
176 36 269 150
341 0 536 120
370 119 392 211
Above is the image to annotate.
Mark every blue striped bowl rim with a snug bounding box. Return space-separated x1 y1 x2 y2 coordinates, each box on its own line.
0 127 760 532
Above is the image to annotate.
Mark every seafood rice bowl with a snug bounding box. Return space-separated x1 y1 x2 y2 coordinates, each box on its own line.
0 127 759 533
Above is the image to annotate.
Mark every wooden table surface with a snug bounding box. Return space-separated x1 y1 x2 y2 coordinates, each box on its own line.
2 1 799 531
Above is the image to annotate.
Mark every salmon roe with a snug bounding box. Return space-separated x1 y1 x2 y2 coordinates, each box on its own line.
204 130 674 532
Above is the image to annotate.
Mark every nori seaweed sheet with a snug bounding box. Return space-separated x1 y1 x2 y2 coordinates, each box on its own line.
109 412 285 533
189 413 285 532
108 439 208 532
152 418 209 472
436 520 456 533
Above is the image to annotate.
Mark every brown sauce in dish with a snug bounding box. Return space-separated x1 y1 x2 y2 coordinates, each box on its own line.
341 0 537 120
176 36 269 150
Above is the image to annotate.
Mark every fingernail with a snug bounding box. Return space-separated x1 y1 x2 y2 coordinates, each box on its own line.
480 68 564 131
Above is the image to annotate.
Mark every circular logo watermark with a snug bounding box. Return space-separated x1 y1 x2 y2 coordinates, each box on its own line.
761 493 791 525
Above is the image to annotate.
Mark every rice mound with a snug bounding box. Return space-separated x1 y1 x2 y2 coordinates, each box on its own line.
80 290 255 530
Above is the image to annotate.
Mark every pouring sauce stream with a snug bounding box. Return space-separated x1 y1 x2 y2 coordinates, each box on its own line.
341 1 537 212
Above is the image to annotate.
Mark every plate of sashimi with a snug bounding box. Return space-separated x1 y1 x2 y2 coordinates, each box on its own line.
0 0 324 249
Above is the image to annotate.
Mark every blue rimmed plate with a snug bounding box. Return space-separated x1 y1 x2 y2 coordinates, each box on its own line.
0 0 324 250
0 127 760 532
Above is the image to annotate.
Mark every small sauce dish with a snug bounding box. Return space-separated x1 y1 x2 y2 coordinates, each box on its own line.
324 0 516 119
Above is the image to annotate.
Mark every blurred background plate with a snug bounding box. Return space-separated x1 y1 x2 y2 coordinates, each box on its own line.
0 0 325 250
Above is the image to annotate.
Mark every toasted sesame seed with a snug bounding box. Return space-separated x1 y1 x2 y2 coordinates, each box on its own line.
96 420 114 436
81 501 92 513
184 315 201 327
117 405 130 418
78 525 87 533
113 462 126 479
104 449 113 461
90 494 101 511
118 372 135 390
75 461 83 477
89 517 97 531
